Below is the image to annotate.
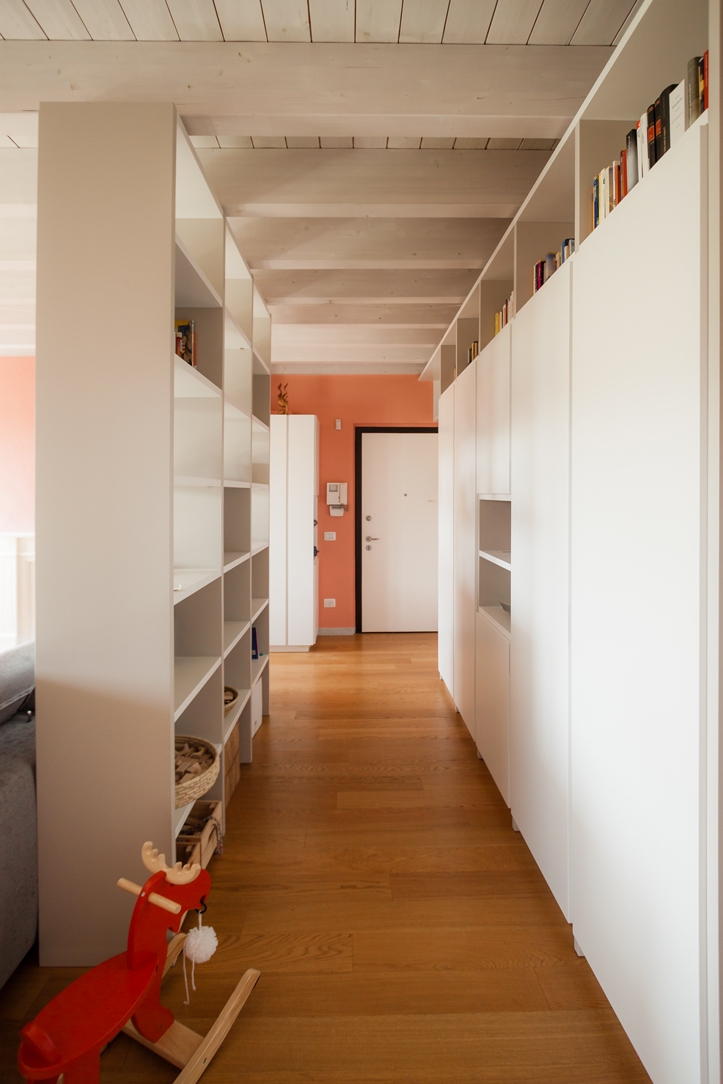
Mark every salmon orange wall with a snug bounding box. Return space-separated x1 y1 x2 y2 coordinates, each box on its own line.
274 374 435 630
0 357 35 533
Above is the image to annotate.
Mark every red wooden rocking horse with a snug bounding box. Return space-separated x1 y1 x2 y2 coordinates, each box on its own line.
18 842 260 1083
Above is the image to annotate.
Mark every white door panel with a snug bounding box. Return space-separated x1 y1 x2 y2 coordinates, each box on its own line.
361 431 438 632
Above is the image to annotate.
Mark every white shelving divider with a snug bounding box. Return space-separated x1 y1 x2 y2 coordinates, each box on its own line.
35 103 270 966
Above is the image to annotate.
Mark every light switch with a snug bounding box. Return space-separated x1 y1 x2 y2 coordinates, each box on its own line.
324 598 336 607
324 531 336 541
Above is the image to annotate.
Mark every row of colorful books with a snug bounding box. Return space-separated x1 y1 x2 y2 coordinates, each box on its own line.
175 318 196 367
532 238 575 295
467 340 480 366
494 294 514 336
592 53 708 230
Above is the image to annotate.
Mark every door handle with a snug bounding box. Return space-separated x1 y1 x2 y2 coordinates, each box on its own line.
366 536 379 541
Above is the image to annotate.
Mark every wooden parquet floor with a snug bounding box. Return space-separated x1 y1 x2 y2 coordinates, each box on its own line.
0 633 651 1082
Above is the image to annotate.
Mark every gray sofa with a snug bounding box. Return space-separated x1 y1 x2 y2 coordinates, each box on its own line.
0 641 37 988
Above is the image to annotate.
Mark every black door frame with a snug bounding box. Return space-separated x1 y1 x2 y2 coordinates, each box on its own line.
354 426 439 633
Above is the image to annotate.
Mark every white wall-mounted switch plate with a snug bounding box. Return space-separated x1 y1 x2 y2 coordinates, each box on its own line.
324 532 336 541
323 598 336 607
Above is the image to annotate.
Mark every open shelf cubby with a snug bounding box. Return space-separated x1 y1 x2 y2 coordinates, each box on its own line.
479 498 511 568
478 497 511 634
251 484 270 551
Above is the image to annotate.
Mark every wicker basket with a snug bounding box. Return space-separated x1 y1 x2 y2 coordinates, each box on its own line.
224 685 239 717
174 735 220 808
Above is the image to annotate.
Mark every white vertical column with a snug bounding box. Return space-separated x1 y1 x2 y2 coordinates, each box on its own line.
269 415 288 646
509 261 571 918
287 416 318 648
453 361 476 735
35 103 176 965
437 386 454 694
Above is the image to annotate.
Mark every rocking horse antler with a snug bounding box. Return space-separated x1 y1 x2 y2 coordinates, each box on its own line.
141 841 201 885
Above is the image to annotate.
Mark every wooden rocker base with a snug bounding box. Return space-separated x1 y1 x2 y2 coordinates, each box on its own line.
122 967 261 1083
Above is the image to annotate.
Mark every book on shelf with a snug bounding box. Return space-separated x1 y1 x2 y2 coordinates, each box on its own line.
532 238 576 292
493 293 514 335
175 319 196 367
467 340 479 365
592 54 708 232
251 626 259 660
647 103 657 169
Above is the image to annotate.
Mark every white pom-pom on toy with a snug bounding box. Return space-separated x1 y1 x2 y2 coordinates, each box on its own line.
183 912 218 1004
185 922 218 963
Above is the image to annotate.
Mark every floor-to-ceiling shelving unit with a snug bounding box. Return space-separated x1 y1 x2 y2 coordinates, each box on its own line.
35 103 271 965
425 0 717 1080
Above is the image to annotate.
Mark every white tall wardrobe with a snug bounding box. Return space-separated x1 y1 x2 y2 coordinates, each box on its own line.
429 0 719 1080
269 415 319 651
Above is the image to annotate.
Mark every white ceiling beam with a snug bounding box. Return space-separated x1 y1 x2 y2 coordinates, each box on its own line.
253 268 478 304
269 302 457 325
271 343 432 362
271 362 423 374
0 42 612 139
273 325 441 346
211 150 548 218
228 217 507 270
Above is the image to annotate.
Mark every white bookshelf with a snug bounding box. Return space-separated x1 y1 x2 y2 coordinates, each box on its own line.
35 104 270 965
426 0 716 1080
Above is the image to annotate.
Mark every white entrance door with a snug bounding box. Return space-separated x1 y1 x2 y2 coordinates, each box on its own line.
361 430 438 632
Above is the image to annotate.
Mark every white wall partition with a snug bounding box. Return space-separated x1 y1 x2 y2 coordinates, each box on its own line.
453 361 477 735
510 262 572 918
570 120 707 1084
437 385 454 695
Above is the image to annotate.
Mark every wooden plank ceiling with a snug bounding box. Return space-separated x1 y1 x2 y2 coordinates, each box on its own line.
0 0 639 371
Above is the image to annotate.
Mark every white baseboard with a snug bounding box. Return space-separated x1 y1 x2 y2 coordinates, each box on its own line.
270 645 311 653
317 627 356 636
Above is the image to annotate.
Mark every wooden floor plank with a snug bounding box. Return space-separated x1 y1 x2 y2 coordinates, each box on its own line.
0 633 650 1082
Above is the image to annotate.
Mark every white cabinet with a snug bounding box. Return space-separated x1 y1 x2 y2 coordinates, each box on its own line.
269 415 319 651
437 385 454 695
475 610 510 804
571 121 708 1084
510 262 571 918
453 362 477 736
476 326 511 495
